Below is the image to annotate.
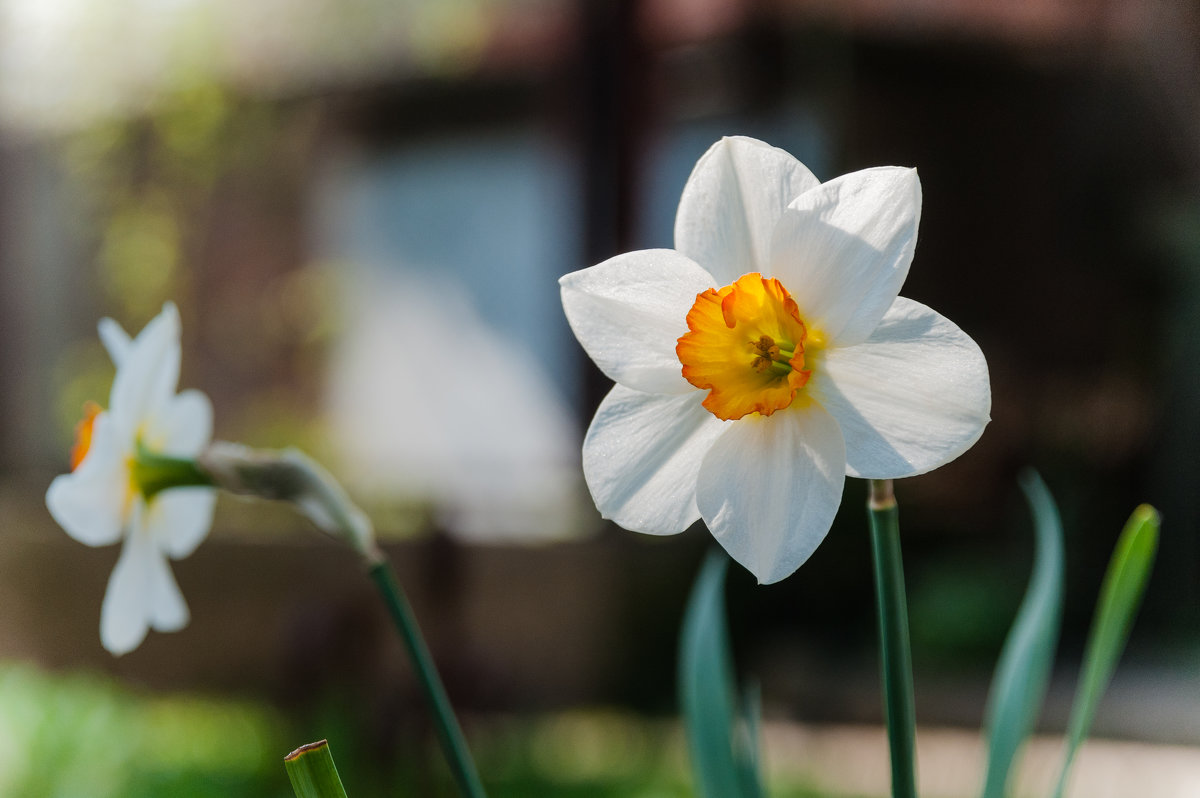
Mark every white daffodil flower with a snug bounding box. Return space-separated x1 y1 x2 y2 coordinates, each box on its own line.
560 136 991 584
46 302 216 655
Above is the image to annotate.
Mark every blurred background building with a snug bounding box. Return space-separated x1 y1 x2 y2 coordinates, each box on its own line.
0 0 1198 794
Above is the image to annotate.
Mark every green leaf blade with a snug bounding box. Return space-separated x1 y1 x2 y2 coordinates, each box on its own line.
979 470 1065 798
1052 504 1160 798
284 739 350 798
679 549 763 798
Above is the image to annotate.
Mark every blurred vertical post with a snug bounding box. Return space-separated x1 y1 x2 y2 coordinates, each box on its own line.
571 0 650 413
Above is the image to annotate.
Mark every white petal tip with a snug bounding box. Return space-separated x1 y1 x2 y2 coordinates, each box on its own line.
101 627 147 657
744 556 807 586
97 317 132 366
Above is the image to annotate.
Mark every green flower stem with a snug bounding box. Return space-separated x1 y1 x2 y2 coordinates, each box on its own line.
368 556 488 798
867 479 918 798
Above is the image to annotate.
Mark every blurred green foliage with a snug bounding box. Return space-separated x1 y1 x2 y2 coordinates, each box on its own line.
0 664 862 798
908 562 1023 668
63 76 241 323
0 662 286 798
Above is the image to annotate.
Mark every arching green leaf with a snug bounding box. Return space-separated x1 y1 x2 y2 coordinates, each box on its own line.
1053 504 1159 798
679 549 764 798
980 470 1065 798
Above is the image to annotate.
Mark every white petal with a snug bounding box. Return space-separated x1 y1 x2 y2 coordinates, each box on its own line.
582 385 728 535
675 136 821 285
100 505 190 656
108 303 182 440
45 413 128 547
144 389 213 457
696 403 846 584
811 297 991 479
771 167 921 345
561 250 715 394
100 537 151 656
97 317 132 366
147 549 190 633
147 487 217 559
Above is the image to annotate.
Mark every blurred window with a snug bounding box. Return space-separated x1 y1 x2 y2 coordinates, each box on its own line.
313 127 584 541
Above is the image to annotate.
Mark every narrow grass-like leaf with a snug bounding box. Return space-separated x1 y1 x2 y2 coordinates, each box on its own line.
679 549 763 798
979 470 1065 798
1052 504 1159 798
285 740 349 798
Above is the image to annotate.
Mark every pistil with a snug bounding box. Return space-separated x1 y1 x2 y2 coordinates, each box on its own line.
750 334 799 374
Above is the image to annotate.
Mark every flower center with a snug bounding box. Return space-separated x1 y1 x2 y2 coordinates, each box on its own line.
676 273 815 421
69 401 103 471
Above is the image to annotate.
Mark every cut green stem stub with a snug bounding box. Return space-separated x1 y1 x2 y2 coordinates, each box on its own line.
285 739 350 798
867 478 918 798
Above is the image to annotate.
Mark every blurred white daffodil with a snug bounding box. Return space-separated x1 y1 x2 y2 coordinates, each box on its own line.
561 136 991 584
46 303 216 655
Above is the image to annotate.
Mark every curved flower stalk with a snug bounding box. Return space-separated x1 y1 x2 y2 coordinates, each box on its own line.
195 442 486 798
561 136 991 584
46 303 216 655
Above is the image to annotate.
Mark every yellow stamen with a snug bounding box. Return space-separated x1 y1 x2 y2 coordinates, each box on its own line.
69 401 103 471
676 273 814 421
